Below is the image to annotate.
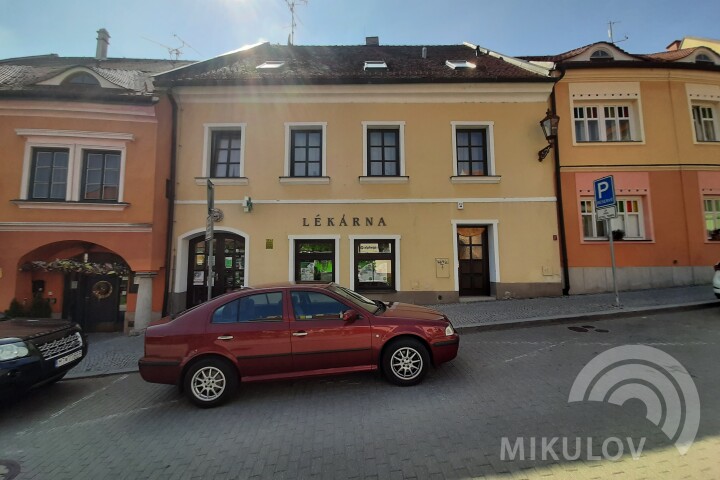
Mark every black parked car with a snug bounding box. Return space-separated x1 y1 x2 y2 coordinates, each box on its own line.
0 318 87 396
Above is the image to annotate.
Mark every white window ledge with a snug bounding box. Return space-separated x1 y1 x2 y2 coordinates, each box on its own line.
12 200 130 211
359 176 410 185
195 177 249 186
279 176 331 185
450 176 501 184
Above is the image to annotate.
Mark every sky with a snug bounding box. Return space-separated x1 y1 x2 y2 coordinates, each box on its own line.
0 0 718 62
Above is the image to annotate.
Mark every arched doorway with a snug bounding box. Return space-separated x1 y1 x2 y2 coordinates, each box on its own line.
186 233 246 308
62 252 128 332
17 243 129 332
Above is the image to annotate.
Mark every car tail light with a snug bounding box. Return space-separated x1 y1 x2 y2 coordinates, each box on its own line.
715 262 720 271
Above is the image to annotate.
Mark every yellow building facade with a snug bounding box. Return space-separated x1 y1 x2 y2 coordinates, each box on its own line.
160 43 563 311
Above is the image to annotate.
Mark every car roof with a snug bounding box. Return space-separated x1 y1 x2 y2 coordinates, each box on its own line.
247 282 334 291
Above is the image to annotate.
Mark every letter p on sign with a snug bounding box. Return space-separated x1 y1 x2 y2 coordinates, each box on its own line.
594 176 616 209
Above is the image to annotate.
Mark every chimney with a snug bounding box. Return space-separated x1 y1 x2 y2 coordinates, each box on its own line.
96 28 110 60
422 47 427 58
365 36 379 46
665 39 681 51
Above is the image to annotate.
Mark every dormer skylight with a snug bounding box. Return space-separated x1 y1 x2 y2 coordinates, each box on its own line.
695 53 714 65
256 61 285 69
364 60 387 70
590 49 614 61
445 60 475 70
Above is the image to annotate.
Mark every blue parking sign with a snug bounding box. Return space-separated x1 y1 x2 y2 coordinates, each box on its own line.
593 176 616 209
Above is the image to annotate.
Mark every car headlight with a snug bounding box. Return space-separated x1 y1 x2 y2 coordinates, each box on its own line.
0 341 30 361
445 325 455 336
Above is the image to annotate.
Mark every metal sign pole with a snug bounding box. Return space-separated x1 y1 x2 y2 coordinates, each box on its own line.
607 219 620 307
206 180 215 302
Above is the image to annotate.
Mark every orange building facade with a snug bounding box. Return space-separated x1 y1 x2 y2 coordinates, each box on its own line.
534 41 720 293
0 52 184 331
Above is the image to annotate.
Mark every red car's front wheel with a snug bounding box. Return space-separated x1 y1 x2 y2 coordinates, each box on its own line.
382 338 430 386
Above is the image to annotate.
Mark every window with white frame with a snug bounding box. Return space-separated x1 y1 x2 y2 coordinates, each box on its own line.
18 130 130 206
29 148 69 201
283 123 327 180
210 130 243 177
202 124 246 181
81 150 121 201
361 122 405 179
574 105 636 142
704 197 720 239
581 198 645 239
451 122 495 179
692 104 718 142
294 239 336 282
353 239 396 291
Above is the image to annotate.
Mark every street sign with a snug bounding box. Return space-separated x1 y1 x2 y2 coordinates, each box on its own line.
593 175 620 307
596 205 617 221
593 175 616 209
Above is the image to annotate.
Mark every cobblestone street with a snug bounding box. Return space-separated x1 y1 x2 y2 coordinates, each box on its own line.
1 308 719 479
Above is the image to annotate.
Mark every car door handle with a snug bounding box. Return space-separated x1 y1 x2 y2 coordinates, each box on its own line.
217 335 234 340
292 331 308 337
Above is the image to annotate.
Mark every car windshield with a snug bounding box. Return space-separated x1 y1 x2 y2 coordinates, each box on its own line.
328 284 380 312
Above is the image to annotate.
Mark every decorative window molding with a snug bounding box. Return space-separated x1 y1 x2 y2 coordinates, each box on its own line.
16 129 130 204
288 235 340 283
704 197 720 240
284 122 327 178
361 121 405 178
63 72 101 86
451 121 496 177
569 83 644 145
202 123 246 179
349 235 401 292
35 67 123 89
590 49 614 61
580 197 646 240
695 53 714 65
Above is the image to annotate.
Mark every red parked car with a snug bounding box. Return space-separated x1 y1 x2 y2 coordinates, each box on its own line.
139 283 459 407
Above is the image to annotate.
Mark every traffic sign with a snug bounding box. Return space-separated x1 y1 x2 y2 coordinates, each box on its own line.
593 175 616 209
596 205 617 220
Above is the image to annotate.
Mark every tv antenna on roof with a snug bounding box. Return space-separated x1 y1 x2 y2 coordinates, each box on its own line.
142 34 200 60
285 0 308 45
607 20 628 44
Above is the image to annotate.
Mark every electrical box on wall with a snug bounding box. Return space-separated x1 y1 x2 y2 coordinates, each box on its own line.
457 202 464 210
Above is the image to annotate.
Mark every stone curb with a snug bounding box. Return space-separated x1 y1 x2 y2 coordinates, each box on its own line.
454 300 719 333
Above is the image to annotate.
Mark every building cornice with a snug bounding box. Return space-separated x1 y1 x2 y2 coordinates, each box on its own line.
0 222 152 232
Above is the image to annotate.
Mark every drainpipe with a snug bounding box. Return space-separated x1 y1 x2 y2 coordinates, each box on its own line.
162 89 178 316
551 67 570 295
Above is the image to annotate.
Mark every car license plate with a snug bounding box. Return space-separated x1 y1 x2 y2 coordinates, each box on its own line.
55 350 82 368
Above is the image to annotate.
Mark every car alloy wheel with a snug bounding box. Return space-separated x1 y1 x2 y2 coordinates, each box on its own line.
184 358 238 408
391 347 423 380
382 338 430 386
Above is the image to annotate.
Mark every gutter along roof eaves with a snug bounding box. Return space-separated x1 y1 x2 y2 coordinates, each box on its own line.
462 41 554 78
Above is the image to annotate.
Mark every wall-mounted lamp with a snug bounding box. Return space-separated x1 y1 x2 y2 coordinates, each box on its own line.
243 196 253 213
538 109 560 162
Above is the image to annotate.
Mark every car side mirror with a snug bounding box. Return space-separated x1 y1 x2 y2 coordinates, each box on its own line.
342 309 359 322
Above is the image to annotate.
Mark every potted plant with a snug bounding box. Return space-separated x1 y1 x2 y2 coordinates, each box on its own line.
710 229 720 241
611 229 625 241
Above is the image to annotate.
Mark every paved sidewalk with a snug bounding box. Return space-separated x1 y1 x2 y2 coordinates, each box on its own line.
66 285 718 379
